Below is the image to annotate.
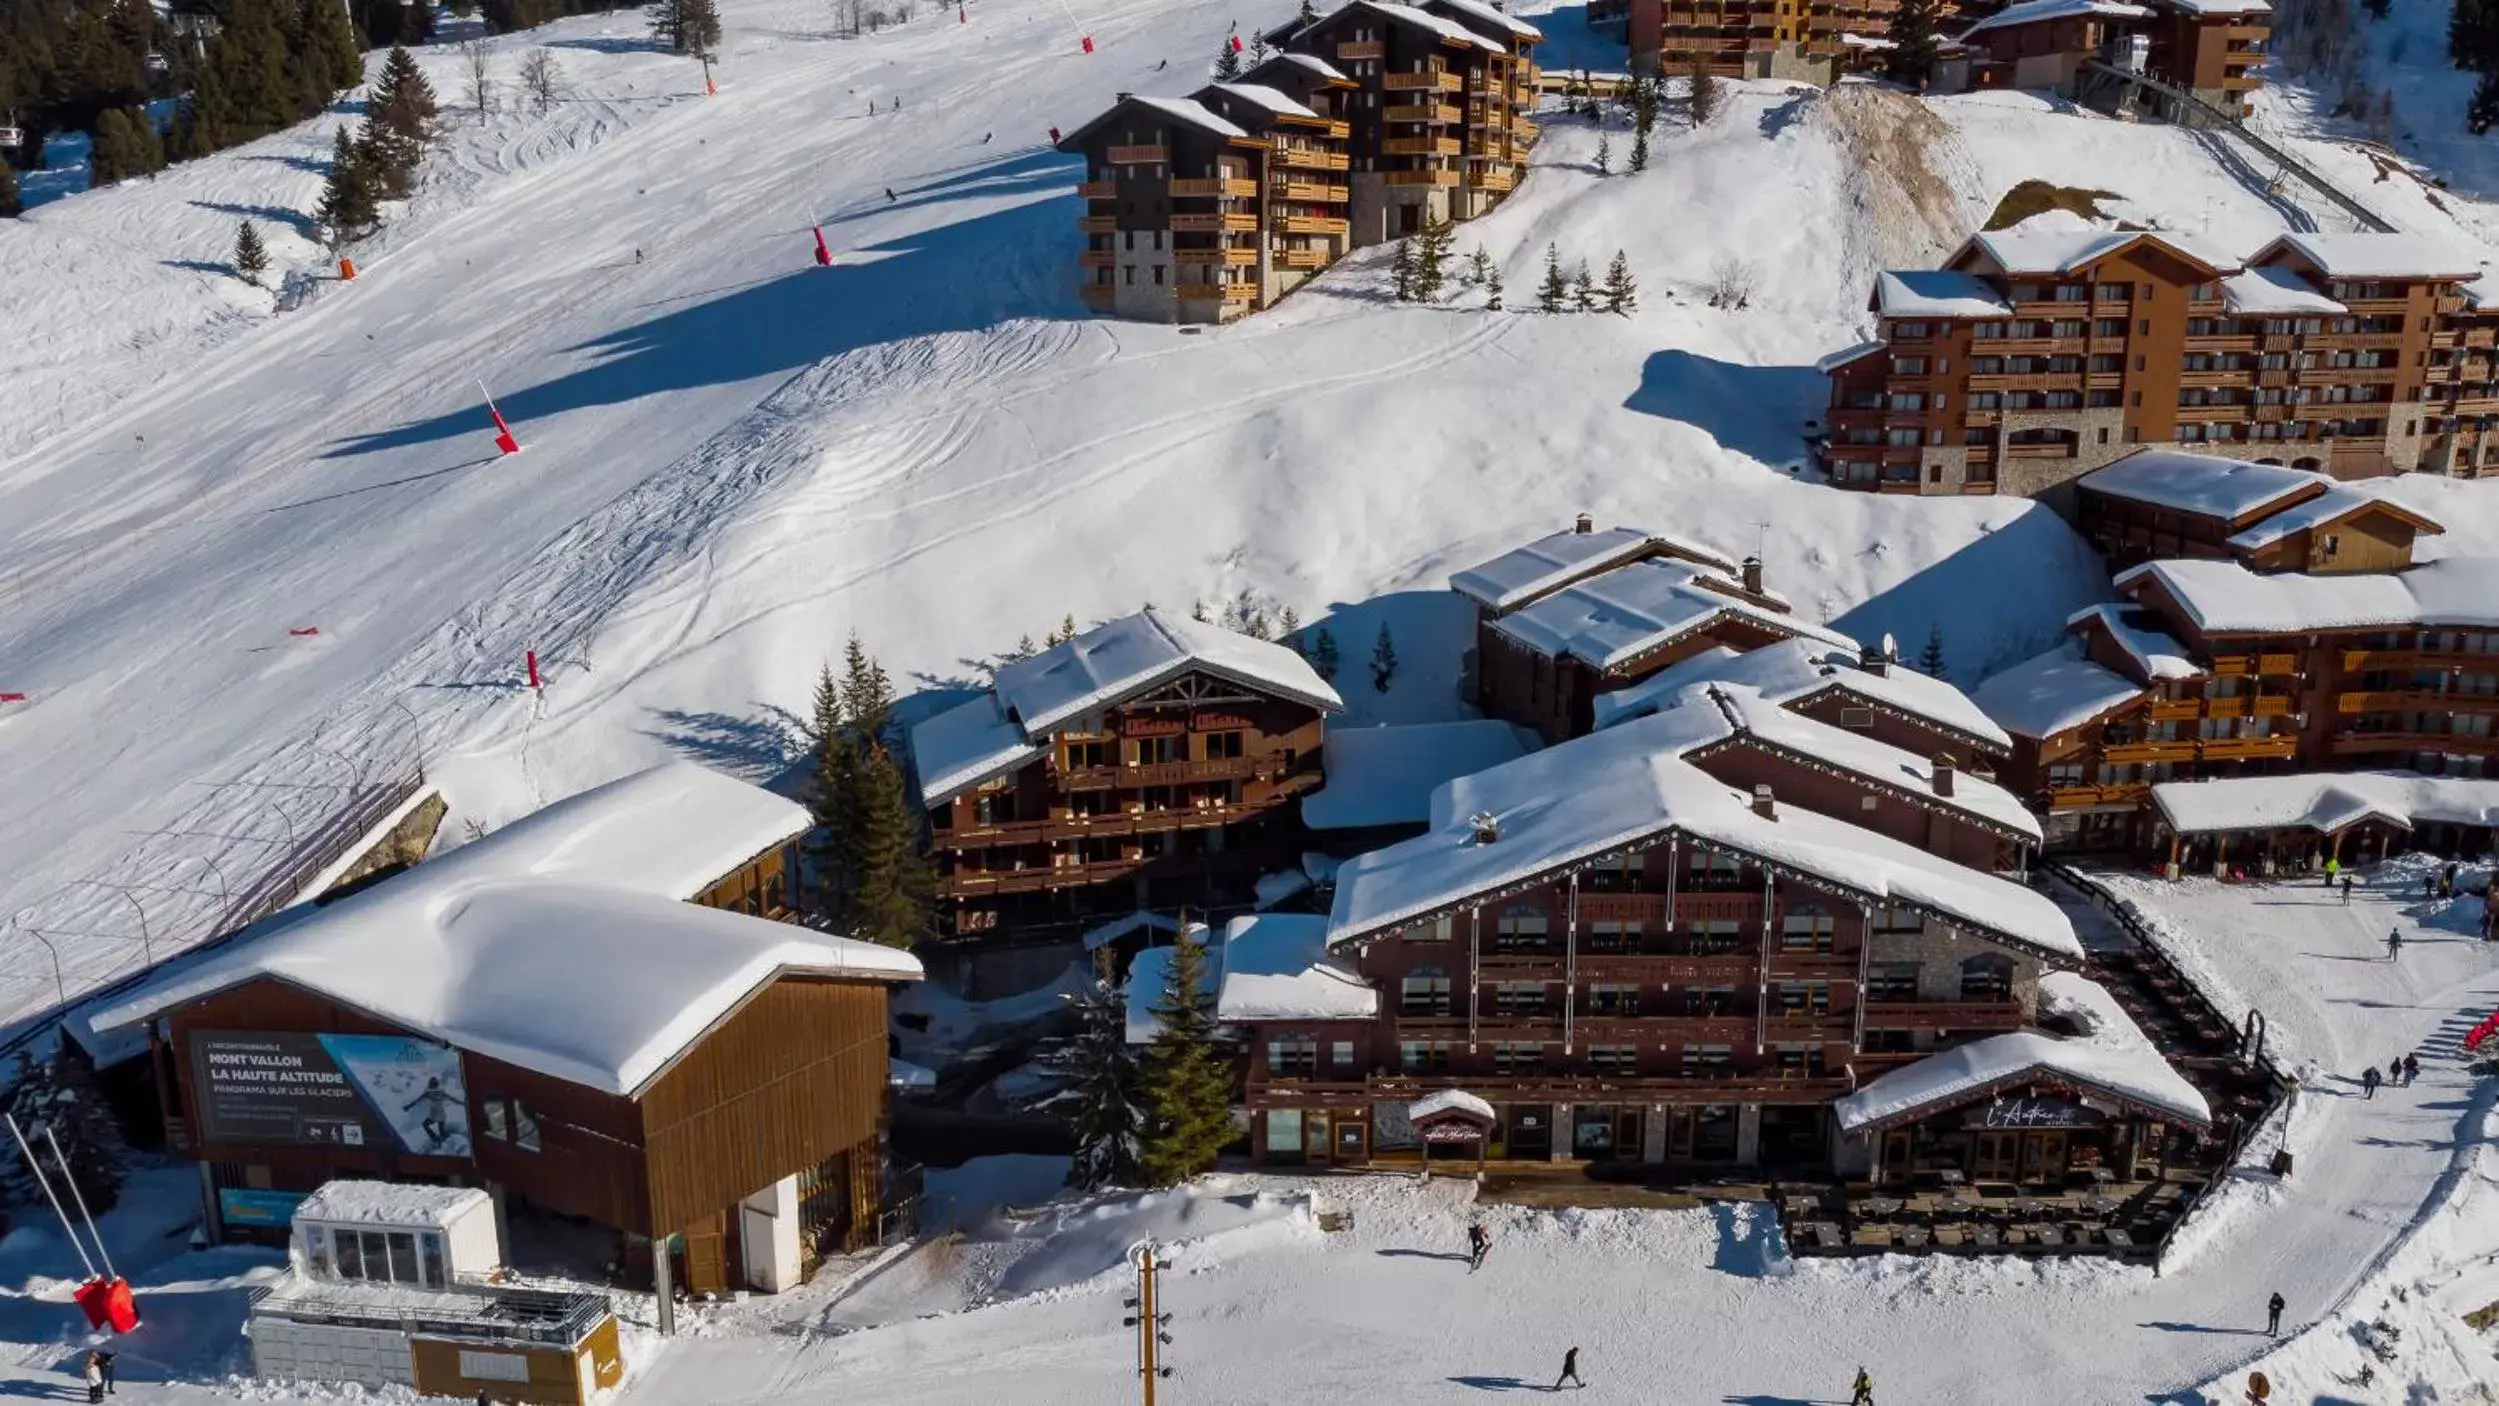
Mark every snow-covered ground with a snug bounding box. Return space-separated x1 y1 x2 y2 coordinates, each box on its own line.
0 861 2486 1402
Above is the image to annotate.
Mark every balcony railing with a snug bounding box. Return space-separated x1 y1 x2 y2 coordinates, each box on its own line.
1385 169 1460 187
1076 179 1117 198
1169 176 1258 198
2211 652 2299 678
1273 144 1351 172
1386 103 1463 124
1174 247 1260 266
2332 730 2499 757
1176 282 1258 303
2343 648 2499 672
1170 212 1260 233
1280 214 1349 235
2338 689 2499 714
1076 215 1117 234
1383 136 1462 156
1057 754 1275 790
1271 179 1350 203
1275 247 1332 270
1336 39 1384 58
2043 782 2150 811
1106 143 1168 164
1383 69 1463 91
1859 999 2024 1031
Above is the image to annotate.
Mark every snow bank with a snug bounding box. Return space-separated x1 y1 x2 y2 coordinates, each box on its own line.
1215 913 1377 1022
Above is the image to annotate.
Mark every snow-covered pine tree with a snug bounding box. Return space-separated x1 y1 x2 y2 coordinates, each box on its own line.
1887 0 1941 87
1137 928 1232 1186
1391 236 1416 301
1594 131 1611 174
1279 605 1300 638
1602 250 1636 314
1060 949 1143 1189
1299 0 1320 20
1214 36 1243 79
1369 622 1397 693
1311 626 1341 681
1250 33 1271 63
317 124 380 247
1686 51 1717 126
235 218 271 285
1571 263 1596 313
1485 263 1504 311
1537 243 1567 312
1919 624 1947 679
1 1047 127 1216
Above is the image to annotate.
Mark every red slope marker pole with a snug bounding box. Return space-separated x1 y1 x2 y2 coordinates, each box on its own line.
526 650 541 691
813 226 833 266
0 693 26 704
478 379 522 456
1080 33 1093 52
288 626 321 637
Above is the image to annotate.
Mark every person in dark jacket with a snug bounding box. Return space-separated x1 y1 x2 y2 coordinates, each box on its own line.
2387 928 2404 960
1552 1346 1583 1390
2404 1052 2421 1085
1466 1222 1489 1271
94 1349 114 1395
2362 1066 2381 1099
2267 1291 2286 1336
2340 875 2354 904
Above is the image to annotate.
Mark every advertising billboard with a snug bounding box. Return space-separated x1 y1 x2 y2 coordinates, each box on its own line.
189 1030 473 1157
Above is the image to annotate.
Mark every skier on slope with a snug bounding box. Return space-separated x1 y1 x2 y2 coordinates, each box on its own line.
1851 1365 1874 1406
885 187 897 202
2404 1052 2421 1085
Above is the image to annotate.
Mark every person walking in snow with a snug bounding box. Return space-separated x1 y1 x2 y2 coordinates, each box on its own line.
1552 1346 1583 1390
83 1353 102 1404
885 187 896 202
95 1349 114 1395
2424 873 2438 901
982 131 993 143
2404 1052 2421 1085
2387 927 2404 960
1851 1365 1875 1405
2341 875 2355 905
2324 857 2340 888
1466 1221 1489 1271
2266 1291 2285 1336
2361 1066 2381 1099
2443 861 2459 897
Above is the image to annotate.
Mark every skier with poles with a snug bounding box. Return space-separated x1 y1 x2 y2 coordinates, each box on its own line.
404 1076 455 1149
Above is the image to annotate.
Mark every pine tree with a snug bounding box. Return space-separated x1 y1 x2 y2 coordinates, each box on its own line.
807 660 851 827
210 0 307 142
848 742 931 949
1629 123 1648 172
1467 246 1493 288
1634 76 1659 137
1136 928 1233 1186
128 108 164 176
1311 625 1341 681
1594 131 1611 174
2473 69 2499 133
1298 0 1320 20
317 124 379 246
234 218 271 284
0 160 19 219
1887 0 1941 87
1414 218 1452 301
1485 264 1504 311
1250 33 1271 63
1214 36 1242 79
1060 949 1143 1189
1919 624 1947 679
1391 236 1415 301
654 0 723 57
1686 50 1717 126
300 0 365 105
87 109 134 187
1045 612 1079 647
1 1047 127 1216
1537 242 1567 312
1602 249 1636 314
2454 0 2499 68
364 46 440 197
1369 622 1397 693
1571 263 1596 313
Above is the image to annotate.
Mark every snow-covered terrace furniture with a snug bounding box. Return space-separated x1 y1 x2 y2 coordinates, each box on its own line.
292 1180 501 1288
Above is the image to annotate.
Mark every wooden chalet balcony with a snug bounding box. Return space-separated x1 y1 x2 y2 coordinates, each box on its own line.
2178 369 2251 389
2210 652 2299 678
1271 179 1350 202
1058 754 1274 790
1174 246 1260 267
2199 734 2300 762
1513 116 1539 139
1384 69 1464 91
1336 39 1384 58
1176 282 1258 303
942 797 1280 849
941 856 1142 898
1383 135 1462 156
2006 440 2078 459
1966 373 2085 393
1078 250 1115 269
1472 169 1516 192
1991 337 2086 356
1076 179 1118 198
1280 214 1350 235
1360 1072 1858 1103
2306 366 2403 385
1169 176 1258 198
2338 689 2499 714
2185 334 2259 353
2183 695 2296 720
1106 143 1168 164
1170 212 1261 233
2336 297 2413 315
1275 247 1333 270
1860 999 2024 1031
1273 143 1352 172
1079 283 1114 304
2044 782 2150 811
2342 648 2499 672
2309 332 2407 351
1076 215 1117 234
1386 103 1463 124
1386 168 1461 187
2100 740 2198 765
2333 730 2499 758
2147 699 2201 721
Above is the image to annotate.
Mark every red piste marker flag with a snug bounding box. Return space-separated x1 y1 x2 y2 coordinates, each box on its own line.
1229 32 1242 50
478 379 522 456
813 227 832 266
1080 33 1093 52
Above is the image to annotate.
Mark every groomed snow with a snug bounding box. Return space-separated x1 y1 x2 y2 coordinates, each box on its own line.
1491 558 1854 672
2070 603 2203 681
2117 555 2499 634
1971 645 2147 740
1958 0 2148 37
84 763 922 1095
2151 770 2499 836
2078 450 2323 523
1446 524 1737 612
1214 913 1378 1022
2255 230 2485 280
1832 972 2211 1133
1301 720 1539 830
2218 264 2346 315
1337 699 2080 960
1872 269 2011 318
293 1180 491 1230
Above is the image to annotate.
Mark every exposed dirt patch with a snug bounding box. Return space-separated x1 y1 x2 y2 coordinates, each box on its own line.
1985 179 2121 230
1814 83 1975 268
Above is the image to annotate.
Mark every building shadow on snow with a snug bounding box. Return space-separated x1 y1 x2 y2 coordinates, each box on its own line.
319 178 1089 460
190 197 317 235
834 148 1079 225
1830 514 2106 685
1623 351 1824 469
643 705 808 781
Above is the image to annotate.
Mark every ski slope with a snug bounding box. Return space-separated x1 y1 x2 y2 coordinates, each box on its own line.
4 0 2499 1030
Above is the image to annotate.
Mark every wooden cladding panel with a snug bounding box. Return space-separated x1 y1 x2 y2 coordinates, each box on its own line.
691 843 793 917
467 1053 649 1236
638 977 890 1236
408 1323 615 1406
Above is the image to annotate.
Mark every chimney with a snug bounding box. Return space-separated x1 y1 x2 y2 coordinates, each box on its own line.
1116 91 1133 102
1932 754 1957 798
1860 638 1889 678
1573 512 1594 535
1741 555 1764 595
1751 785 1777 821
1470 810 1501 844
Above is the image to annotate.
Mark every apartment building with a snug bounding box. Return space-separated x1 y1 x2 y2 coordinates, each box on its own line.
1220 659 2207 1180
1600 0 1899 79
1822 231 2483 497
2423 285 2499 478
1061 0 1539 322
1942 0 2267 115
908 610 1342 942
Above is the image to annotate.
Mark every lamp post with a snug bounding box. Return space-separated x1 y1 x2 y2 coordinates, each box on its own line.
76 881 154 966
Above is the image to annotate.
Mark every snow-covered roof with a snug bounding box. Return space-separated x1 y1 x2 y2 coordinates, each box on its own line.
2116 556 2499 635
1409 1089 1496 1123
2223 483 2444 552
1258 51 1352 83
1125 926 1217 1045
1838 30 1899 46
1490 559 1853 673
1591 640 2012 755
1972 646 2147 740
87 764 923 1096
1302 720 1539 830
1959 0 2147 36
1816 339 1889 373
1129 95 1250 140
1426 0 1544 40
295 1181 489 1230
1205 82 1320 119
2220 265 2345 316
1834 973 2211 1133
1083 909 1181 952
2151 771 2499 836
1360 0 1507 49
1689 684 2037 841
918 611 1343 805
1214 914 1378 1023
1332 705 2080 961
2070 603 2204 682
1962 228 2221 277
2146 0 2267 13
1448 525 1739 612
2254 232 2482 281
1874 270 2011 319
2079 450 2324 522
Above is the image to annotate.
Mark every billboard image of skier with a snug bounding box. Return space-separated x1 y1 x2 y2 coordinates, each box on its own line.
319 1034 472 1157
188 1030 472 1157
